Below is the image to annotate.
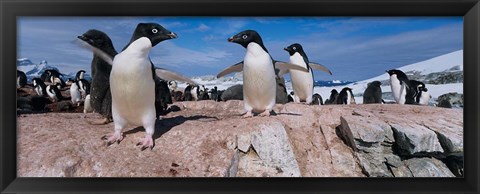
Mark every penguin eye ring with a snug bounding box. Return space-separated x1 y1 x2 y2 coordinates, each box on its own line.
242 35 248 39
152 29 158 33
293 47 297 50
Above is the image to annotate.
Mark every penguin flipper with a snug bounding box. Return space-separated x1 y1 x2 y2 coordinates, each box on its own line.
216 61 244 78
274 61 309 74
72 39 114 66
309 62 333 75
154 68 197 85
277 69 289 78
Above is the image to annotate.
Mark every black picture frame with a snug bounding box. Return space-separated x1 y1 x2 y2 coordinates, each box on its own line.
1 0 479 193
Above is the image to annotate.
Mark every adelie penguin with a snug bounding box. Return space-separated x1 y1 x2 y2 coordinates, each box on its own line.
216 30 309 117
32 78 47 97
44 69 65 88
324 89 338 104
386 69 415 104
409 80 431 105
17 70 27 88
77 79 91 98
46 84 64 102
79 23 195 150
283 43 332 104
41 69 62 83
77 29 117 125
363 81 383 104
336 87 356 105
311 93 323 105
70 80 82 106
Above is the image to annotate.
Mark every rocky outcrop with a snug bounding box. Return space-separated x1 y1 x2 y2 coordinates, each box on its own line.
17 100 463 177
437 92 464 108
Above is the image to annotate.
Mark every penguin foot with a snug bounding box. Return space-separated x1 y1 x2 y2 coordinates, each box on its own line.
242 111 254 118
89 117 111 125
137 136 154 151
102 132 124 146
258 110 271 117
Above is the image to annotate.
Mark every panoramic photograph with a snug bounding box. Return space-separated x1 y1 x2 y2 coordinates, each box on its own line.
16 17 463 177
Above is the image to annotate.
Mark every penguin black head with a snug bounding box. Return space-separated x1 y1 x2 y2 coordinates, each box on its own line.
228 30 267 51
386 69 405 76
368 81 382 87
284 43 305 56
331 89 338 95
130 23 177 47
77 29 115 49
32 78 45 86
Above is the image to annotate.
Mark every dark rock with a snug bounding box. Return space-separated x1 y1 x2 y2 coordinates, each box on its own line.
31 96 49 111
221 84 243 101
390 123 443 156
443 152 463 177
404 157 455 177
57 101 74 112
437 92 463 108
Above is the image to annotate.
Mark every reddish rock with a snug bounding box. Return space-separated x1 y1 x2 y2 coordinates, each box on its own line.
17 100 463 177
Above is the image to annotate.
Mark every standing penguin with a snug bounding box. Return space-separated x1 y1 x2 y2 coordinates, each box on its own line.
32 78 47 96
410 80 431 105
70 80 82 106
84 94 94 113
17 70 27 88
311 93 323 105
216 30 308 117
77 29 117 124
336 87 356 105
325 89 339 104
190 85 200 101
182 84 194 101
283 43 332 104
386 69 415 104
101 23 194 150
363 81 383 104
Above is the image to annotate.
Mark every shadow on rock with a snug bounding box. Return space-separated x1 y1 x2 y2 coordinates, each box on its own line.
124 115 219 140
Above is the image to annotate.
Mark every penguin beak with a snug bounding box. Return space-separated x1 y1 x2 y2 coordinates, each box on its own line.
283 47 288 51
167 32 177 39
77 35 87 41
227 37 234 42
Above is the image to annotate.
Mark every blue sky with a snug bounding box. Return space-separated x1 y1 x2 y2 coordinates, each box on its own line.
17 17 462 81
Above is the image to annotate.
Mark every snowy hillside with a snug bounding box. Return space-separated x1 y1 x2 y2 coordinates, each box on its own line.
17 58 91 81
17 59 60 81
312 50 463 104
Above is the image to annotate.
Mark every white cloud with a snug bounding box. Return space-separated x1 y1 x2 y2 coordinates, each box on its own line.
195 23 210 32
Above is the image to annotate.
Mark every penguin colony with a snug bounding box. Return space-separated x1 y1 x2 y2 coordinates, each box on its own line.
17 22 436 151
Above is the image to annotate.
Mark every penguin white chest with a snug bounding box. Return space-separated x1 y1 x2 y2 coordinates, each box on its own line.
46 86 56 100
242 43 276 112
419 91 431 105
110 38 155 126
389 75 406 104
70 83 81 104
289 53 313 102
